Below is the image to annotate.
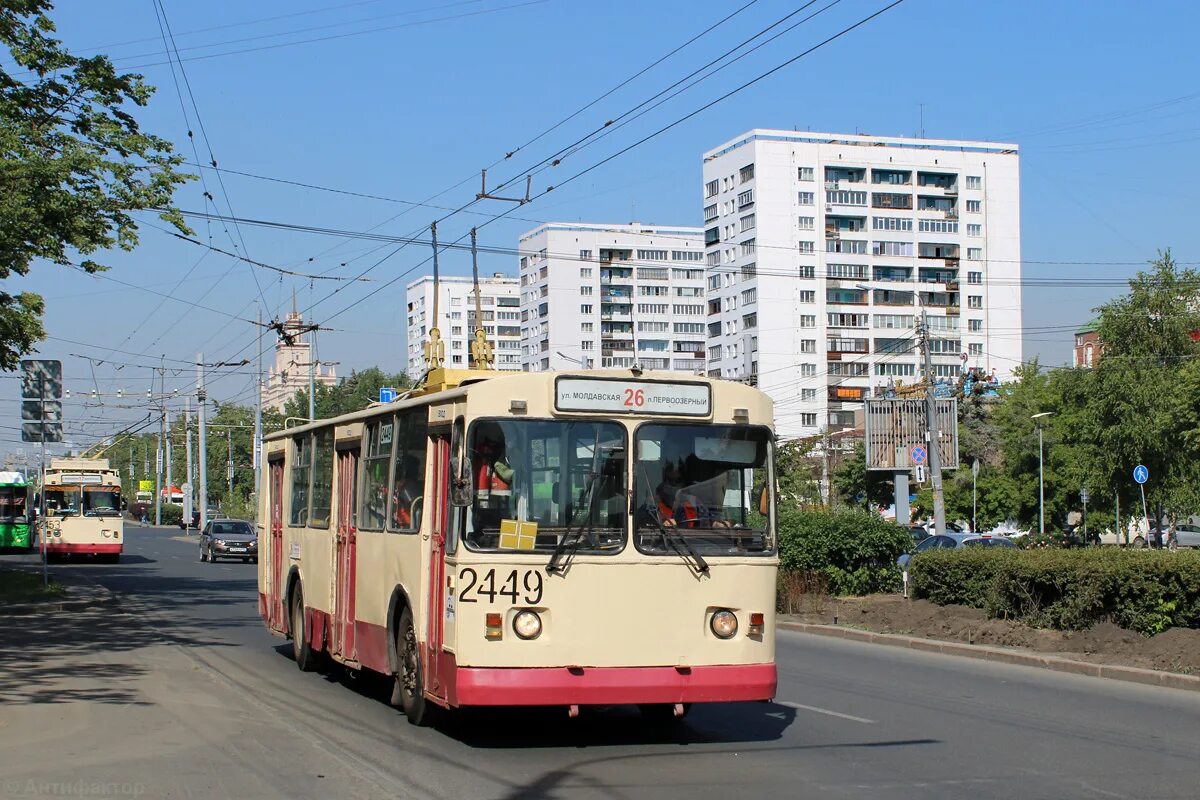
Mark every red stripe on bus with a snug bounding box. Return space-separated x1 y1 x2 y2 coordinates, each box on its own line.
44 543 121 555
354 621 390 674
452 662 777 706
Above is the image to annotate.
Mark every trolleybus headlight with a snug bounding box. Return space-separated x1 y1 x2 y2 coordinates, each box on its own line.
513 610 542 640
710 610 738 639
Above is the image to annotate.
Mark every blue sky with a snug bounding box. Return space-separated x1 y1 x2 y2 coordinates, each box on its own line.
4 0 1199 455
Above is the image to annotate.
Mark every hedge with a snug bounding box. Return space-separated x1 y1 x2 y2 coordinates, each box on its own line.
908 548 1200 635
778 508 912 596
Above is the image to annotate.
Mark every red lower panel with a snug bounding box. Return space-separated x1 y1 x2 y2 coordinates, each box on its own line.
45 543 121 555
453 661 777 707
354 621 390 674
306 608 330 652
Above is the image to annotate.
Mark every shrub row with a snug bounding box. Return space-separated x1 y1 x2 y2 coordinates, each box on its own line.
778 508 911 596
908 548 1200 635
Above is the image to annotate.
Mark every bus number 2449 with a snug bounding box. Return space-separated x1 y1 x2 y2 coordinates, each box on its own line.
458 568 543 605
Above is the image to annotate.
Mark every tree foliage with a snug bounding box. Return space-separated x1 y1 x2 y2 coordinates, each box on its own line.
0 0 191 368
284 367 414 420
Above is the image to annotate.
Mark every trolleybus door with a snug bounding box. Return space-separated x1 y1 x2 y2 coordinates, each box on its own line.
424 435 451 701
332 448 359 660
268 458 286 631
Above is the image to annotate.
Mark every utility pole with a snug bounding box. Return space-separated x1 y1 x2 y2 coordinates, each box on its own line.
918 311 946 536
227 430 234 497
197 353 209 531
254 304 263 499
165 422 173 504
308 325 316 421
185 395 193 529
155 357 165 526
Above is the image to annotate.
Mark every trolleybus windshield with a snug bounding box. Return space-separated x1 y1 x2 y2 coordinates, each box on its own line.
634 423 773 556
45 486 80 516
0 485 27 521
464 419 626 553
83 486 122 517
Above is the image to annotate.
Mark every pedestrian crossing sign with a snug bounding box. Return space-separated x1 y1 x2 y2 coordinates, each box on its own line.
499 519 538 550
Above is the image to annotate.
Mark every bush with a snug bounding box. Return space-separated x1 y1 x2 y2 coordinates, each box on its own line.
777 508 912 596
909 548 1200 634
159 504 183 526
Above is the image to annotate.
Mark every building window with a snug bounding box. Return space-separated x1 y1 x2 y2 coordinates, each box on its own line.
966 176 982 190
580 304 592 314
742 288 757 304
579 268 592 279
740 164 755 183
875 363 915 377
798 191 815 205
799 340 817 354
826 239 867 254
918 219 958 233
798 216 815 231
872 192 913 210
799 315 816 328
800 413 817 427
873 241 913 257
705 179 719 198
637 249 668 261
580 286 593 296
828 313 869 328
966 200 982 213
704 204 718 222
736 189 754 209
801 388 817 401
967 271 982 284
827 263 868 279
800 363 816 377
872 169 911 185
967 247 983 260
672 250 703 262
798 166 814 181
968 319 982 332
742 313 758 329
968 295 983 309
826 190 867 206
798 241 814 254
740 214 756 233
798 265 816 279
873 216 913 231
579 250 592 261
581 322 593 333
968 343 983 355
740 238 756 256
967 224 982 236
798 290 816 303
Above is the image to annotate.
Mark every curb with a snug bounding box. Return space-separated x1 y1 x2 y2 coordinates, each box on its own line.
777 621 1200 693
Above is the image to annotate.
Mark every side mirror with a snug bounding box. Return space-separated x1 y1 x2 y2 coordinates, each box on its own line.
758 484 769 516
450 478 472 508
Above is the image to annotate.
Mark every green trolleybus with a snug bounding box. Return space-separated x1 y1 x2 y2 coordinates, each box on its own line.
0 471 33 552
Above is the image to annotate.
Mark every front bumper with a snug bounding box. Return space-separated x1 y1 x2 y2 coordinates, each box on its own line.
212 541 257 557
44 543 121 555
453 662 777 706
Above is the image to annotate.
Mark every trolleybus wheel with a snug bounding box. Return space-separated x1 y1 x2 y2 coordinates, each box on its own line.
291 585 318 672
393 607 430 726
639 703 691 723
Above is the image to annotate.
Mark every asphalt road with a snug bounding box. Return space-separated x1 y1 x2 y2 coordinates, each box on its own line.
3 526 1199 800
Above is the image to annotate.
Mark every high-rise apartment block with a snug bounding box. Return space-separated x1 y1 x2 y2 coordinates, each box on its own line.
701 130 1021 438
517 223 707 372
405 274 522 379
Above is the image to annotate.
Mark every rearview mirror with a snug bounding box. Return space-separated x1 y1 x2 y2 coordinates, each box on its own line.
450 479 472 508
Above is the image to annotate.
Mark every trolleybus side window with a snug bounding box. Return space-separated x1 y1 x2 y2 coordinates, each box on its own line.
290 435 311 527
0 484 28 521
83 486 121 517
309 427 334 528
464 419 626 554
447 416 466 553
387 408 428 533
45 486 80 516
634 423 774 556
359 418 392 531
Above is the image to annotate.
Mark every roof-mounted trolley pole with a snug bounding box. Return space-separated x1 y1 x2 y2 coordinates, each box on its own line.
423 222 445 370
469 227 494 370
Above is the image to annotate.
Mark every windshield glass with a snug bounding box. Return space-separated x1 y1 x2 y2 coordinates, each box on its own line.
83 487 121 517
0 486 27 520
45 486 80 516
463 419 626 554
211 522 253 537
634 424 773 556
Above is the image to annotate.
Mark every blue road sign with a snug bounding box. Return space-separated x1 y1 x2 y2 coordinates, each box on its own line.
379 387 397 403
910 445 927 466
1133 464 1149 484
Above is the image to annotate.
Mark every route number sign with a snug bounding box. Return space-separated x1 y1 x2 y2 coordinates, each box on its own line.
555 378 711 416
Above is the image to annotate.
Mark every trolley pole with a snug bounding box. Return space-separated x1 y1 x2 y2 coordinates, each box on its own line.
918 311 947 536
197 354 209 531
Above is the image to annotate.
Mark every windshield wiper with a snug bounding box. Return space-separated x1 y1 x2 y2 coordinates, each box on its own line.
546 471 600 575
642 510 709 576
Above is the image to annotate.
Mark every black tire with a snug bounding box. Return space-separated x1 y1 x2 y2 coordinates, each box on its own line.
242 557 250 563
252 557 258 564
208 547 218 563
291 585 318 672
200 547 207 562
392 607 431 725
639 703 692 723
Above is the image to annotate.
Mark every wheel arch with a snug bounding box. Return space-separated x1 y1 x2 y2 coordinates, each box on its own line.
284 564 303 637
385 583 414 676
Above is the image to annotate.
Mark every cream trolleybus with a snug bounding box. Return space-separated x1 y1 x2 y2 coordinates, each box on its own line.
258 369 777 723
38 457 124 562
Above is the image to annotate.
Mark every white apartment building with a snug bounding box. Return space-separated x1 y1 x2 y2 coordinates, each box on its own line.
518 223 707 372
701 130 1021 439
405 274 522 379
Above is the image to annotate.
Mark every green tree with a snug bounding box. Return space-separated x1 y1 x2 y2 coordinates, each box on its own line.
0 0 192 368
774 438 823 510
831 441 893 510
285 367 414 420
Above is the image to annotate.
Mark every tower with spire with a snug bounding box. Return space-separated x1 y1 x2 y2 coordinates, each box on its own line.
260 295 337 413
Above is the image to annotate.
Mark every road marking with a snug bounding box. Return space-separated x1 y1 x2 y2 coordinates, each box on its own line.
779 700 875 724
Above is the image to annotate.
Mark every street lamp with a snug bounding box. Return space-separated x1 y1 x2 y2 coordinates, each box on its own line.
1031 412 1054 535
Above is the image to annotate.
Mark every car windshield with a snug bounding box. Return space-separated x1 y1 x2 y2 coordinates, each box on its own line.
212 522 253 536
83 487 121 517
0 486 27 520
45 486 80 516
462 419 627 554
633 423 773 556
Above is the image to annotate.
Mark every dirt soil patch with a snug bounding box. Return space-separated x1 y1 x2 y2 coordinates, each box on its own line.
784 594 1200 676
0 568 64 604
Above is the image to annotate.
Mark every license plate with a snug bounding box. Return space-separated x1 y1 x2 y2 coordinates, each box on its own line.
229 547 247 553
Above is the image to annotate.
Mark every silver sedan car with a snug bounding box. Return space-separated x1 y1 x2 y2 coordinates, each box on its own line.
199 519 258 563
